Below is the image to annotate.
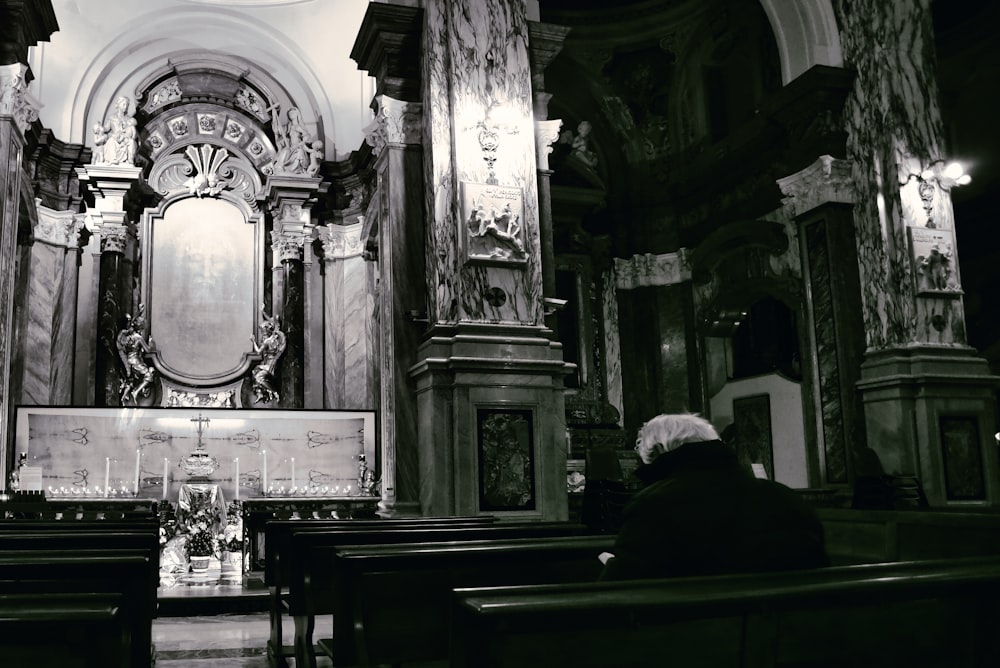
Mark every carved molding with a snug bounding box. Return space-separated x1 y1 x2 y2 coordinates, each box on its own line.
99 224 129 254
318 219 365 261
33 202 87 248
0 63 39 134
364 95 422 156
147 142 262 210
776 154 854 217
535 119 562 171
614 249 691 289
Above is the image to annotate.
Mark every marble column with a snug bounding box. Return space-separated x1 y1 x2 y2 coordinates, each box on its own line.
407 0 571 520
833 0 1000 505
777 155 864 486
318 219 373 410
21 204 86 405
265 176 323 409
77 164 142 407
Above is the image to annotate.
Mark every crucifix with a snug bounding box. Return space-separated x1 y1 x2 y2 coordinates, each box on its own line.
191 412 210 450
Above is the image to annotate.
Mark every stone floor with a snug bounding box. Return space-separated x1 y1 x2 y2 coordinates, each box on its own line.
153 613 334 667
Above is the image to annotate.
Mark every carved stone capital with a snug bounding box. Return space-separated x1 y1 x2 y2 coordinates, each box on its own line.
33 201 87 248
364 95 422 156
318 219 365 261
535 119 562 171
0 62 39 134
776 154 854 217
614 250 691 289
99 224 129 254
271 228 307 264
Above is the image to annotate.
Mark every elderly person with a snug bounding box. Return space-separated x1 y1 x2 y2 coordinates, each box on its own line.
599 413 827 580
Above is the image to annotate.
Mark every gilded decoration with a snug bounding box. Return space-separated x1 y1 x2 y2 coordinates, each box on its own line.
776 155 854 217
614 250 691 289
0 64 39 134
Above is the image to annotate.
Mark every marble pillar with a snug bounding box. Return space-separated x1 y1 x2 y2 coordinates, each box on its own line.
21 204 86 405
833 0 1000 505
318 220 373 410
265 176 323 410
77 164 142 407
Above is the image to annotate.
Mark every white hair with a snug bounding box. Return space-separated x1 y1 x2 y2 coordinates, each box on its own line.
635 413 720 464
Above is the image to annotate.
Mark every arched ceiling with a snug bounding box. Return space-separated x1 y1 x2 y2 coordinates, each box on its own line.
28 0 373 160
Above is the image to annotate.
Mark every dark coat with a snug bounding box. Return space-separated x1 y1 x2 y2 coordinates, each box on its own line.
600 440 828 581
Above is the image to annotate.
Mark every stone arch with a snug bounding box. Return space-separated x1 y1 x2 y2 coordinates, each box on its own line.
758 0 844 84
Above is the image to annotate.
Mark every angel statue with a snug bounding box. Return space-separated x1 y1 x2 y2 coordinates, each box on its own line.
250 304 286 404
117 304 156 405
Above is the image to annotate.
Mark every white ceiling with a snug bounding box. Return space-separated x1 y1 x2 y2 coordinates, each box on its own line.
28 0 375 160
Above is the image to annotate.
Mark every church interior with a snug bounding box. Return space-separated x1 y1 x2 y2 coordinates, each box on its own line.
2 0 1000 665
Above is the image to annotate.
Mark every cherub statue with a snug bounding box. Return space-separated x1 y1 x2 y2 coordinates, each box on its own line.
117 304 156 405
249 304 286 404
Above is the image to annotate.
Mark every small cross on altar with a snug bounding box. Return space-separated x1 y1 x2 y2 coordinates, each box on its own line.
190 412 210 449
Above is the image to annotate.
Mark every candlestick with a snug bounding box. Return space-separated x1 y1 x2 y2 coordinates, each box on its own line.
104 457 110 498
134 448 141 496
291 457 296 489
162 458 169 500
235 458 240 500
262 450 268 495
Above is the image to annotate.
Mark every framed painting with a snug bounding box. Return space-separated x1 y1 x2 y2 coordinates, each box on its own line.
476 407 536 511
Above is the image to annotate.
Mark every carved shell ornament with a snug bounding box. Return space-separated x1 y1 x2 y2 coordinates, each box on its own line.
182 144 231 197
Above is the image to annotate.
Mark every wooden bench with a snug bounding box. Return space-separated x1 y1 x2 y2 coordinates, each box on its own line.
263 516 497 667
449 555 1000 668
285 522 593 667
311 534 614 668
0 548 159 667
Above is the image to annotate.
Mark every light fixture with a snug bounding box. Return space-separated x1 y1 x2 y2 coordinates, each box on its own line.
905 160 972 228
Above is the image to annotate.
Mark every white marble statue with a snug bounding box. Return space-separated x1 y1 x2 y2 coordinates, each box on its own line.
268 104 323 176
95 95 138 166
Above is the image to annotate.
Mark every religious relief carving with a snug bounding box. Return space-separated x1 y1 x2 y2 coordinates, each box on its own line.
249 306 286 404
265 105 323 176
234 83 267 119
461 182 526 263
117 304 157 405
776 155 854 217
93 96 138 166
908 227 961 295
164 388 235 408
0 66 39 133
145 78 181 112
614 249 691 290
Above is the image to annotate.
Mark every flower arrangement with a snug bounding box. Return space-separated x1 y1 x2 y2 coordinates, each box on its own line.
217 500 244 553
187 527 216 557
158 501 180 548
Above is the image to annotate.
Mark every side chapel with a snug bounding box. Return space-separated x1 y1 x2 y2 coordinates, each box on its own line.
1 0 999 529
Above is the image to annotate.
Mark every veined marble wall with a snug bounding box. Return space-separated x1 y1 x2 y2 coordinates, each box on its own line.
833 0 966 349
422 0 543 327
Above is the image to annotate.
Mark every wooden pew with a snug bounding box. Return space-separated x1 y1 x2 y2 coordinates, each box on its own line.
264 516 496 666
449 555 1000 668
0 548 159 667
286 522 594 668
311 534 614 668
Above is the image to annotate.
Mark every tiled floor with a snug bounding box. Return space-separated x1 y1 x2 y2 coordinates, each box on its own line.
153 613 334 667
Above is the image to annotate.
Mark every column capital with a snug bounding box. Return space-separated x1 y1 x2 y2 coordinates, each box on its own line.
0 62 38 134
776 154 853 217
350 2 423 102
535 119 562 171
318 219 365 261
99 224 129 254
364 95 422 157
33 201 87 248
614 250 691 290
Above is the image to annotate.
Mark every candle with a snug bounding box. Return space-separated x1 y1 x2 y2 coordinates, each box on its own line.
162 458 169 500
234 458 240 500
291 457 296 489
104 457 110 498
262 450 268 495
134 448 141 496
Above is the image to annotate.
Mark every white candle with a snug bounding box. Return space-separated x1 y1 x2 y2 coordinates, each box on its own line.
291 457 296 489
234 458 240 500
134 448 141 496
262 450 268 495
162 458 168 500
104 457 110 498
